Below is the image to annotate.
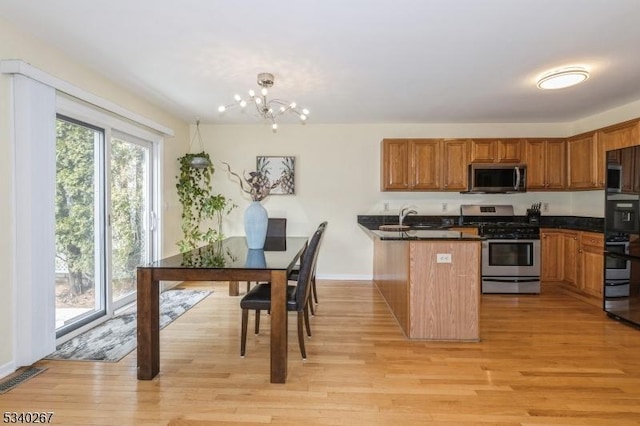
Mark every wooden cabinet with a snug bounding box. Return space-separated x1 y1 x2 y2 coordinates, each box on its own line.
524 139 566 190
381 117 640 193
541 228 604 305
441 139 470 190
567 132 598 189
598 119 640 152
561 230 580 287
381 139 441 190
579 232 604 298
412 139 442 190
381 138 467 191
541 229 564 281
620 146 636 192
470 139 523 163
449 226 479 236
373 237 481 340
381 139 410 190
596 119 640 189
616 145 640 193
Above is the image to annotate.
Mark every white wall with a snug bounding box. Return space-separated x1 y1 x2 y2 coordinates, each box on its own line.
200 121 621 280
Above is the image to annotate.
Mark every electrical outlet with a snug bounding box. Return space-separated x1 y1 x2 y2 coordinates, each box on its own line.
383 202 390 211
542 202 549 212
436 253 452 263
442 203 448 212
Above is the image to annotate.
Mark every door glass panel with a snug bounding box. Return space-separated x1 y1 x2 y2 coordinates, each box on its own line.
489 242 533 266
110 137 151 307
55 117 105 333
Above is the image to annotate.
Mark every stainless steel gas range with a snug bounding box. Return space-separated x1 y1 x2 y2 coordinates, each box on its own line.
461 204 541 294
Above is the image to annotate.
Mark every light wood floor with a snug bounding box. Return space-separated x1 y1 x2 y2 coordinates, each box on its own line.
2 281 640 425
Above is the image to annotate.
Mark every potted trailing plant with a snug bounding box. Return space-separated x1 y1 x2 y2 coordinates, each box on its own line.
176 152 235 254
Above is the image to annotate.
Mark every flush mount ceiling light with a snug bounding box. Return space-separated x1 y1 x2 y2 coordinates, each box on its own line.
218 72 309 132
537 67 590 90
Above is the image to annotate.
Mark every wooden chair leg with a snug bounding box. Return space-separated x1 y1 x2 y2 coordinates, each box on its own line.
312 276 319 304
241 309 248 357
309 297 315 316
254 310 261 335
304 303 312 337
297 312 307 360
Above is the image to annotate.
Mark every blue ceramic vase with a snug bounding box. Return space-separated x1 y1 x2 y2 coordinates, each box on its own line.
245 249 267 268
244 201 268 249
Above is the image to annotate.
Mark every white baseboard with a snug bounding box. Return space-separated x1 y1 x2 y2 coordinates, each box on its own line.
0 360 16 380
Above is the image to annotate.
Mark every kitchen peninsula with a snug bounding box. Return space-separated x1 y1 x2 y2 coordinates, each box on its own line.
364 227 483 341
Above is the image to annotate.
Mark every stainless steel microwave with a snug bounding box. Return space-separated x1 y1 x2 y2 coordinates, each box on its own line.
467 163 527 193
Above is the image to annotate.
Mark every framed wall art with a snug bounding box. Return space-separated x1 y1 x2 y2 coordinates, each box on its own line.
256 156 295 195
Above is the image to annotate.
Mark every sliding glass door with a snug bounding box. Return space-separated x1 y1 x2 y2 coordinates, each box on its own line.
109 134 153 310
55 117 106 334
55 116 156 338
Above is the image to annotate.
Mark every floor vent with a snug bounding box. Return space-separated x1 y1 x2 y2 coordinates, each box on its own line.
0 367 47 394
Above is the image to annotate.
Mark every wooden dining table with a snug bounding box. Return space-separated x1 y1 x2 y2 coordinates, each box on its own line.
136 236 308 384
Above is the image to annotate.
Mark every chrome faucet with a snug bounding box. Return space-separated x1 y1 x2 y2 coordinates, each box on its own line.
399 207 417 226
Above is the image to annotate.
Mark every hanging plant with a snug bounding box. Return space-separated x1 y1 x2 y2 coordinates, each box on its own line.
176 128 235 253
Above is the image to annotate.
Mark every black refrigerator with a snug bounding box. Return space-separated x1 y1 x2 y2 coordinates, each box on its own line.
604 147 640 328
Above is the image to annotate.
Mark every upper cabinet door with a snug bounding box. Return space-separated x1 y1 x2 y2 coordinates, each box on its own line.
442 139 470 191
496 139 523 163
598 119 640 152
524 139 547 189
544 139 567 189
524 139 566 190
567 132 597 189
470 139 496 163
381 139 409 190
412 139 441 190
470 139 522 163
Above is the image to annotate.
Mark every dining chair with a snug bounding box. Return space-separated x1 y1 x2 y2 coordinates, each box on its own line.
288 221 326 314
246 218 287 292
240 221 327 359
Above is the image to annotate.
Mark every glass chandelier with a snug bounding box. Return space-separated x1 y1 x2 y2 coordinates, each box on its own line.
218 72 309 132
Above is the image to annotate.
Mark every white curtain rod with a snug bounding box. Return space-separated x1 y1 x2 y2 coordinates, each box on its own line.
0 59 175 137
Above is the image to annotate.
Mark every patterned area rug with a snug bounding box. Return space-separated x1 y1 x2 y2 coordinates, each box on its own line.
46 289 211 362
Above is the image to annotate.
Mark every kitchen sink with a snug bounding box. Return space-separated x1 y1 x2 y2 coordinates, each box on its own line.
410 224 435 229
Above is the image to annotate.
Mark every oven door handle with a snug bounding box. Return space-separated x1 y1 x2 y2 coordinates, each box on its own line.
482 277 540 283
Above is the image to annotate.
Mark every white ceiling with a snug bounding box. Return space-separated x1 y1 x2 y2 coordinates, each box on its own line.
2 0 640 125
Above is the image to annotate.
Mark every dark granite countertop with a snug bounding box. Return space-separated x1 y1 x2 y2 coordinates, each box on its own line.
357 215 604 234
359 224 483 241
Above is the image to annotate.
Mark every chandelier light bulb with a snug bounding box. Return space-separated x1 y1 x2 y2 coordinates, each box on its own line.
217 72 309 131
